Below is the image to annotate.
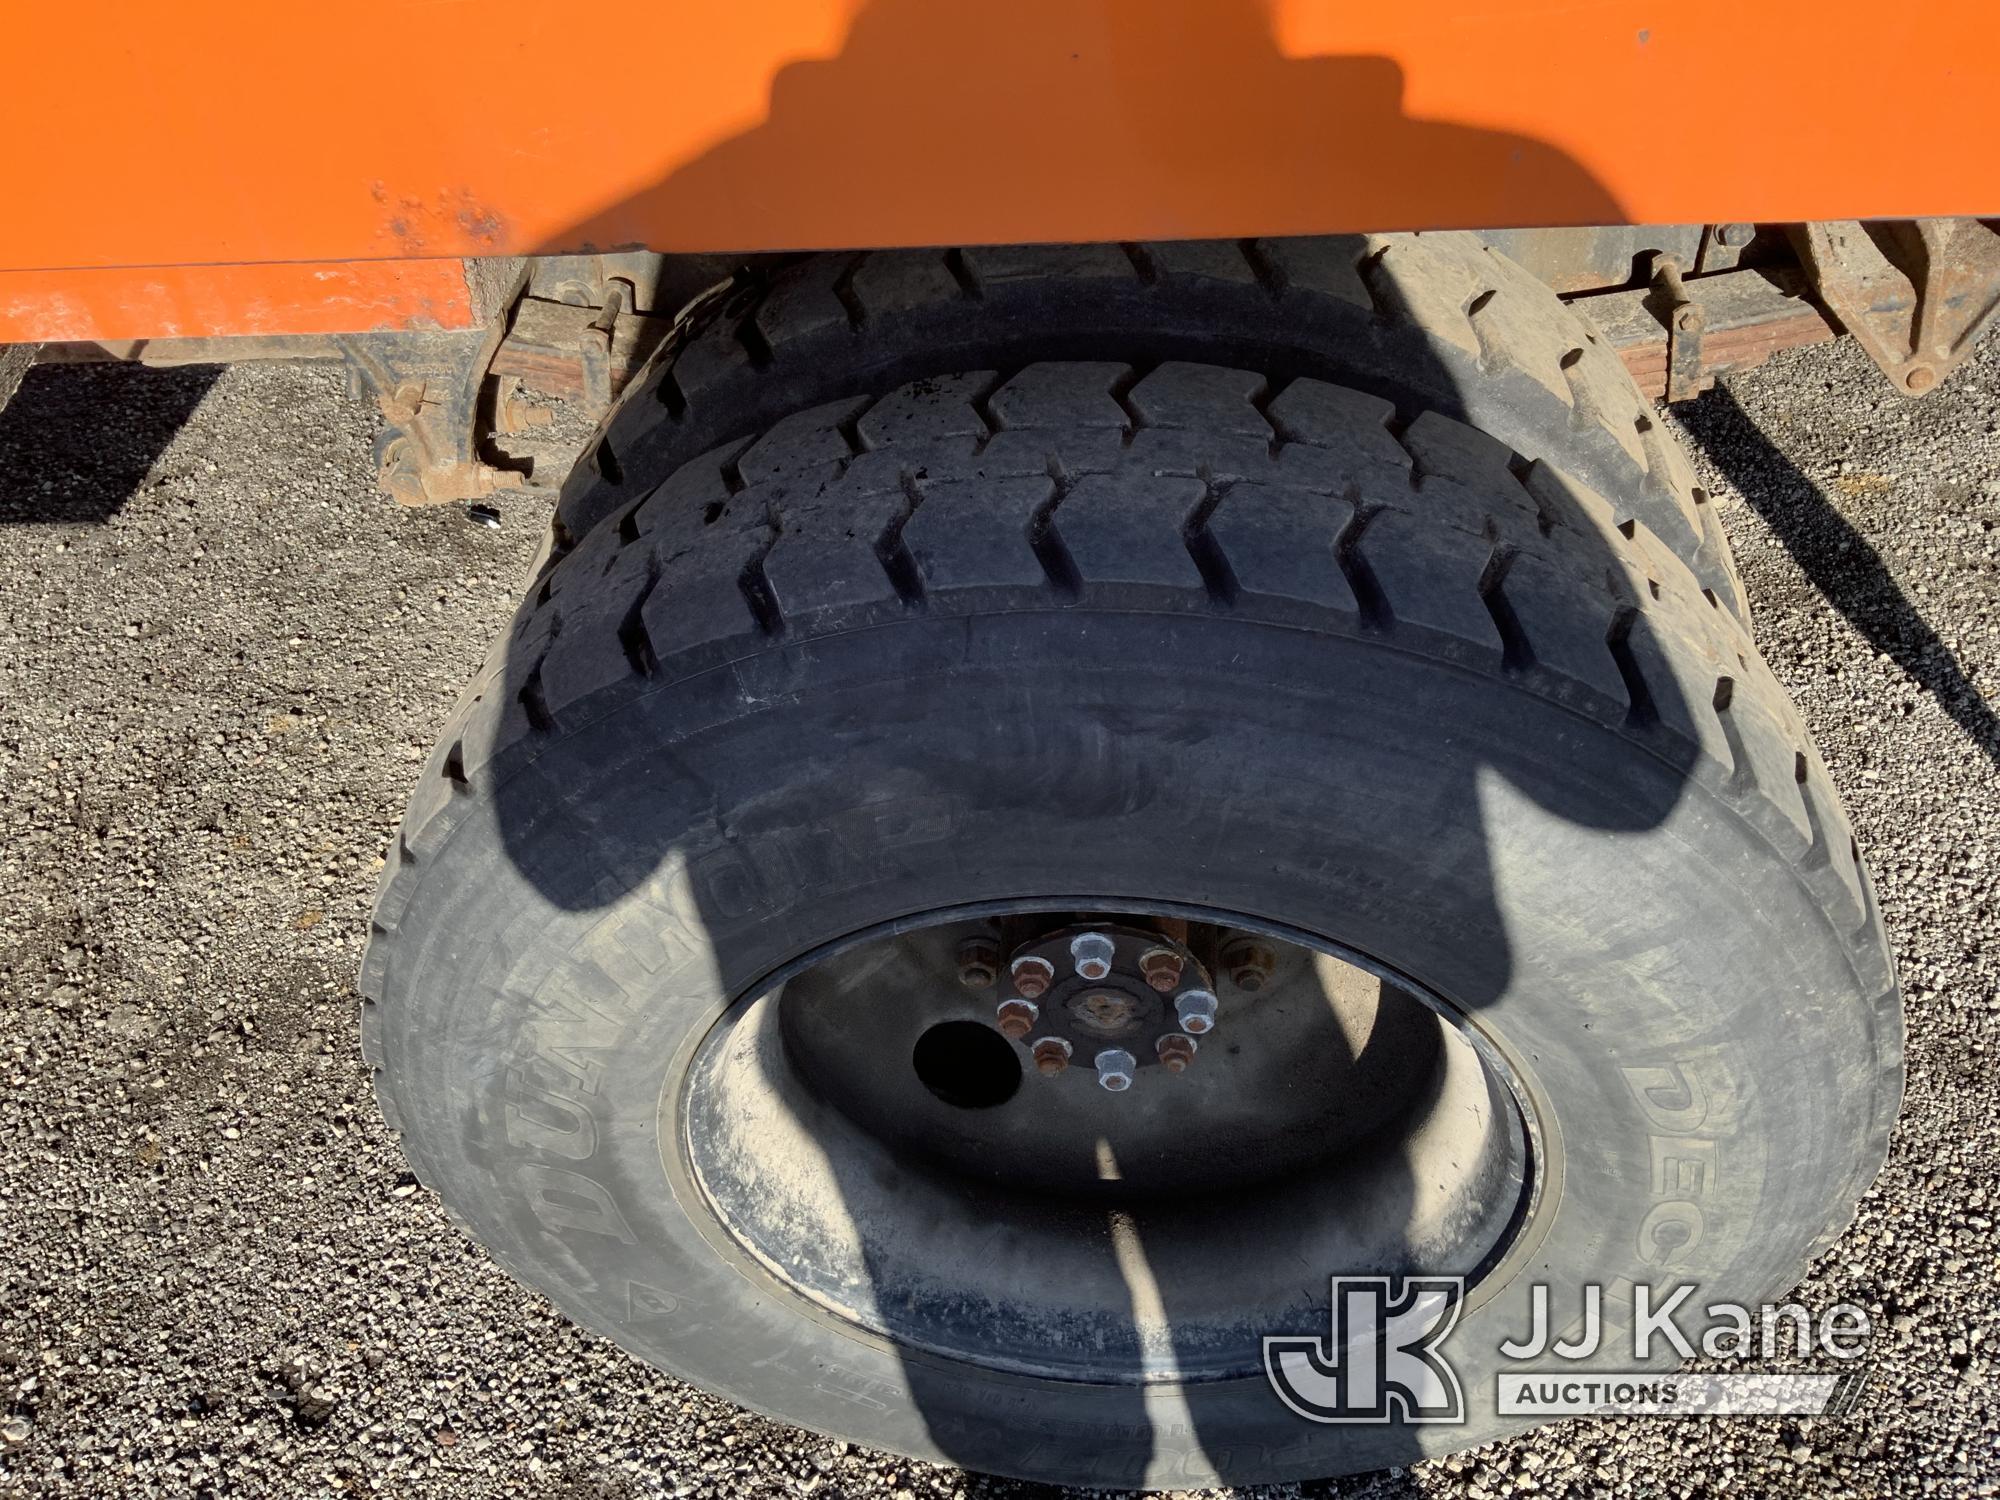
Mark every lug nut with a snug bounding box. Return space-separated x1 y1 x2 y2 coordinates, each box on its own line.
1157 1033 1198 1073
958 936 1001 989
1138 947 1185 993
1070 932 1116 981
1010 954 1056 999
995 998 1039 1039
1094 1048 1137 1091
1221 937 1277 992
1032 1037 1073 1075
1175 988 1219 1035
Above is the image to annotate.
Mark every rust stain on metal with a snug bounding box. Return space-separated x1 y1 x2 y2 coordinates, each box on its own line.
1069 989 1141 1037
374 188 512 261
457 205 506 245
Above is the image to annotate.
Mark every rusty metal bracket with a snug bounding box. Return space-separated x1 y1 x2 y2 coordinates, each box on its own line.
339 329 532 507
335 262 538 508
339 254 752 507
491 282 673 418
1693 221 1760 275
1569 266 1835 402
1793 218 2000 397
1645 254 1709 402
577 278 631 415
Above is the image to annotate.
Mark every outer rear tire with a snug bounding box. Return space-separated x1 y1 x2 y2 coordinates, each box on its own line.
363 252 1897 1487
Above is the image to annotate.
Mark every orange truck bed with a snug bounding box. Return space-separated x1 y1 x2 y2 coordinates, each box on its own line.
4 0 1997 342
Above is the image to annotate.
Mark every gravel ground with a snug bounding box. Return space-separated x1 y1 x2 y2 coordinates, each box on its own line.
0 335 1994 1499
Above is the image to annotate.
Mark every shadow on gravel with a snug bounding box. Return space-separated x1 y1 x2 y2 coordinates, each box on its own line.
0 362 222 524
1679 383 2000 768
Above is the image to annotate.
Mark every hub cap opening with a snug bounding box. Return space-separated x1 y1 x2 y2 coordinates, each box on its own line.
910 1020 1023 1110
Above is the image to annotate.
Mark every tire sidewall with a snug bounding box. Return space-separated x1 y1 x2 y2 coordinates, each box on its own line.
380 607 1892 1487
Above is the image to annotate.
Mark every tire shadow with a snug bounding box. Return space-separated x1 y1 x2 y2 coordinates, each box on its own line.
548 0 1620 255
1676 382 2000 769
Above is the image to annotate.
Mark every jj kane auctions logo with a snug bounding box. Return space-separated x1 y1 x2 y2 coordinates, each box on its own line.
1264 1278 1872 1424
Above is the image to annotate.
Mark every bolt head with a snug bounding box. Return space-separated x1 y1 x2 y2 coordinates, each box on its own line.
1175 988 1218 1035
1010 954 1055 998
995 998 1038 1039
1675 308 1701 333
1032 1037 1073 1075
1070 932 1115 982
1157 1033 1198 1073
957 937 1000 989
1138 947 1185 992
1220 938 1276 992
1905 364 1937 393
1094 1048 1136 1091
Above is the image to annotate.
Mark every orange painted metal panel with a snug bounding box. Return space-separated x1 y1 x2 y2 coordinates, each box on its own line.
2 0 1997 341
0 261 474 344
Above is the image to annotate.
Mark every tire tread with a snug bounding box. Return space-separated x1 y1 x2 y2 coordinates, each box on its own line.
366 361 1894 1095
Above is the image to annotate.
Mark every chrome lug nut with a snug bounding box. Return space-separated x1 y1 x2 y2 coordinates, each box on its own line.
995 998 1039 1039
1174 988 1219 1035
1032 1037 1073 1076
1010 954 1056 999
1157 1033 1198 1073
1094 1048 1137 1091
957 936 1001 989
1070 931 1116 981
1138 946 1185 993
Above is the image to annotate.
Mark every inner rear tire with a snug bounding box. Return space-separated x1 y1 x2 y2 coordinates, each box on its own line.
557 235 1748 621
361 247 1897 1488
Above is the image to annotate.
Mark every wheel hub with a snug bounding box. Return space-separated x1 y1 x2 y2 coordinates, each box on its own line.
676 903 1539 1384
981 922 1218 1087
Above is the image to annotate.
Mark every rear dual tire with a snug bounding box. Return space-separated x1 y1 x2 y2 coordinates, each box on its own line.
362 237 1899 1487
